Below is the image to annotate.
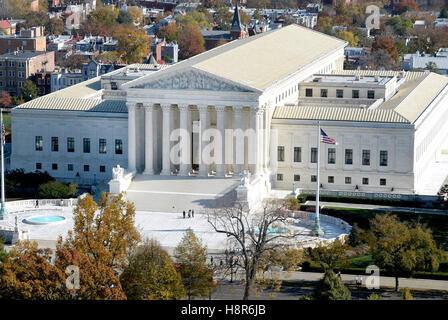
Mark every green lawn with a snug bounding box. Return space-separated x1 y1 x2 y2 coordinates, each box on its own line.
2 112 11 134
320 206 448 250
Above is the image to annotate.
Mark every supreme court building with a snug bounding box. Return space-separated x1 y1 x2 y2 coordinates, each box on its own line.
10 25 448 198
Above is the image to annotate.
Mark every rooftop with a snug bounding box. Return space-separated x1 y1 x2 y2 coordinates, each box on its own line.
0 50 51 59
125 24 347 91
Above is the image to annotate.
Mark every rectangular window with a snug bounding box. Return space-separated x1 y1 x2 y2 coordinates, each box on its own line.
328 148 336 164
362 177 369 185
368 90 375 99
328 176 334 183
67 137 75 152
380 178 387 186
380 150 388 166
277 146 285 162
36 163 42 170
311 147 318 163
293 147 301 162
115 139 123 154
294 174 300 182
51 137 58 152
362 149 370 166
84 165 89 172
311 175 317 182
83 138 90 153
68 164 74 171
52 163 58 170
345 177 351 184
352 90 359 98
336 89 343 98
100 165 106 173
305 88 313 97
277 173 283 181
320 89 327 97
35 136 43 151
345 149 353 165
99 138 107 154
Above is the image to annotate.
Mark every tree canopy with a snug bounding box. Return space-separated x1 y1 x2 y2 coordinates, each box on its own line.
366 214 443 291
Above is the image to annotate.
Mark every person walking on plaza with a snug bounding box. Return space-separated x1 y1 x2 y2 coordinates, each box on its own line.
192 210 194 218
35 199 39 208
188 210 191 218
183 210 186 219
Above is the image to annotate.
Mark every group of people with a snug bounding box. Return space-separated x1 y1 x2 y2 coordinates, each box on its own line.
182 209 195 219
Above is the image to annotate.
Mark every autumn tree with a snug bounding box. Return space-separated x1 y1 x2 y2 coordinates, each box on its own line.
175 10 212 30
394 0 419 15
207 200 306 300
174 229 215 300
0 240 126 299
178 24 205 60
0 91 12 108
157 23 180 43
120 239 185 300
113 25 151 64
386 16 413 37
366 214 443 291
117 9 133 24
308 239 350 272
336 30 359 47
87 6 118 28
0 237 7 263
127 6 143 25
372 37 399 62
62 192 141 271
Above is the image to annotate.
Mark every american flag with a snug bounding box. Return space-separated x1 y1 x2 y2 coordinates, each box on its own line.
320 129 337 145
1 123 5 147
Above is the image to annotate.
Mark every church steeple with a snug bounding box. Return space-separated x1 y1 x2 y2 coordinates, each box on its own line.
230 1 246 40
230 1 242 33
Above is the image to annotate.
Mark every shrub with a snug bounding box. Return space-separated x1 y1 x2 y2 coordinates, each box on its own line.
313 270 351 300
348 223 363 247
37 181 77 199
401 287 413 300
368 293 381 300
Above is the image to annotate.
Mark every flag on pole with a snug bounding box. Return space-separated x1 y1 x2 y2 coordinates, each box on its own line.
320 129 337 145
1 122 4 147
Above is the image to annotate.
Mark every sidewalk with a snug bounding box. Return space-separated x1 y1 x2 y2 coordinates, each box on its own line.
277 271 448 291
304 201 448 215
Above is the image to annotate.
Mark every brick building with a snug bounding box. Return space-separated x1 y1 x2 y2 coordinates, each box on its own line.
0 50 55 96
0 26 46 55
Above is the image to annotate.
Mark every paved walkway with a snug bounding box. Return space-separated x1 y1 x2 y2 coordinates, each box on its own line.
276 271 448 291
304 201 448 215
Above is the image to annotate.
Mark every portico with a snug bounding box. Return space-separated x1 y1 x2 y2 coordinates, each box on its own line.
126 101 269 178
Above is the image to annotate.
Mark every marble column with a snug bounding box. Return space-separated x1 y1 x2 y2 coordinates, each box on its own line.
161 104 171 176
256 108 264 176
249 108 260 175
143 104 154 175
198 105 209 177
178 104 191 176
215 105 226 177
263 104 270 174
126 102 137 172
234 106 244 176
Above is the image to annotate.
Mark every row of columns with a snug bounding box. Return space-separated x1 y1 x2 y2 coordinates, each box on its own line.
126 102 270 177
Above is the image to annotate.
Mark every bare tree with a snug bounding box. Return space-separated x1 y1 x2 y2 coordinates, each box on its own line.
206 199 306 300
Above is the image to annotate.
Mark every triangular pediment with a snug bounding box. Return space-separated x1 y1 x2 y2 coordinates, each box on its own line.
127 67 258 93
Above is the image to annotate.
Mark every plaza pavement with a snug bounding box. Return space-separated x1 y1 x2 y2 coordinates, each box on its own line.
126 174 240 212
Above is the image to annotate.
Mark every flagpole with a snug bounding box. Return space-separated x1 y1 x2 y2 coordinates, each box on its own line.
315 121 323 236
0 108 6 220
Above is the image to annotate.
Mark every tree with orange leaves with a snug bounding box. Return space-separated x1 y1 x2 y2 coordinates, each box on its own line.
62 192 141 271
178 23 205 60
372 37 399 61
0 241 125 299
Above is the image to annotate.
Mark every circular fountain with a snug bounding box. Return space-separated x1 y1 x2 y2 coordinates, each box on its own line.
23 215 66 225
